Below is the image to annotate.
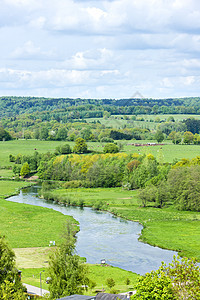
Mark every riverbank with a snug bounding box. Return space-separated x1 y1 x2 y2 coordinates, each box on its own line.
0 180 78 248
0 181 139 294
45 187 200 261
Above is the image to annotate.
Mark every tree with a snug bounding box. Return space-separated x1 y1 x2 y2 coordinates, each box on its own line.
168 131 182 144
55 144 72 155
40 127 49 140
20 162 30 177
183 131 194 144
13 165 21 176
167 165 200 211
106 278 115 290
138 185 157 207
73 138 88 154
154 130 164 143
48 221 89 299
0 127 12 141
103 143 119 153
56 128 68 141
125 278 130 286
133 256 200 300
0 236 26 299
0 281 26 300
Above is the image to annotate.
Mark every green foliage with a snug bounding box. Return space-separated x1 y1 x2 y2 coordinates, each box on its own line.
0 127 12 141
56 127 68 141
132 266 174 299
110 130 132 140
55 144 72 155
138 185 157 207
9 154 15 162
133 256 200 300
183 131 194 144
183 117 200 134
48 221 89 299
154 130 164 143
106 278 115 289
0 280 26 300
168 165 200 211
125 278 130 286
103 143 119 153
73 138 88 153
12 164 21 176
168 131 182 144
0 236 26 298
20 162 30 177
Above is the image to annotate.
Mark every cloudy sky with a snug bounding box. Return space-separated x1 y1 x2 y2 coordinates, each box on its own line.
1 0 200 99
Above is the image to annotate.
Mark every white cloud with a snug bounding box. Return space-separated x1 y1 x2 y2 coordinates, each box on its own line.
63 48 114 70
0 0 200 98
11 41 54 59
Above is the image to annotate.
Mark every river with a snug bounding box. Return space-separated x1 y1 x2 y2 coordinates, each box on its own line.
7 185 177 275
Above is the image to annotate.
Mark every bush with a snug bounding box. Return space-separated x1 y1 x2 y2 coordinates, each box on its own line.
100 137 114 143
103 143 119 153
106 278 115 289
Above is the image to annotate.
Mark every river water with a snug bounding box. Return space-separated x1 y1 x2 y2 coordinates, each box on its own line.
7 185 177 275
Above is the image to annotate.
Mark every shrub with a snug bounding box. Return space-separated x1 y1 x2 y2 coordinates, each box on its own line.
103 143 119 154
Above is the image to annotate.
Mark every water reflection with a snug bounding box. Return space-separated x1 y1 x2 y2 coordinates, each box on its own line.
7 185 177 275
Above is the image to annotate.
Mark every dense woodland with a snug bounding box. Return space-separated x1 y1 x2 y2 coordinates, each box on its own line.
1 96 200 144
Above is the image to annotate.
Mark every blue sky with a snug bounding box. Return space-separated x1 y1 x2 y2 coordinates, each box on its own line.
1 0 200 99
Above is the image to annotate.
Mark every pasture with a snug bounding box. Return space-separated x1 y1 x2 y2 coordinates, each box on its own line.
20 265 138 295
86 114 200 130
0 180 78 248
1 139 200 173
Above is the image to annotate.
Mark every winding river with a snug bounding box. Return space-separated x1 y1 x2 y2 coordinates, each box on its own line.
7 185 177 275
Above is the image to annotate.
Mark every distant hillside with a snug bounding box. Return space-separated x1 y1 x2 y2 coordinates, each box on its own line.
0 96 200 119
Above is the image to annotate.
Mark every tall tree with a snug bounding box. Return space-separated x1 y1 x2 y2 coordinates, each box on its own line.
0 236 26 299
20 162 30 178
154 130 164 143
48 221 89 299
73 138 88 154
133 256 200 299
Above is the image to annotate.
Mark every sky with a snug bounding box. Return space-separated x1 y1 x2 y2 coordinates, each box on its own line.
1 0 200 99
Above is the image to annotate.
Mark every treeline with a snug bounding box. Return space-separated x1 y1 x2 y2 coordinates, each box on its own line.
139 157 200 211
1 96 200 119
11 146 200 211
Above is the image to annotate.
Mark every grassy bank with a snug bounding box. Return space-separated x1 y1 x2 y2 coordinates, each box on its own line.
0 180 78 248
21 265 138 295
48 187 200 261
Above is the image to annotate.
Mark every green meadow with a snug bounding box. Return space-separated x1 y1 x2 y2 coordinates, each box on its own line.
0 180 139 293
1 139 200 171
21 265 138 295
86 114 200 130
0 180 78 248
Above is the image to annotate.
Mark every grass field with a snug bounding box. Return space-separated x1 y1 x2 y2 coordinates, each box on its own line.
0 180 139 294
1 139 200 173
86 114 200 130
21 264 138 295
0 180 78 248
49 187 200 261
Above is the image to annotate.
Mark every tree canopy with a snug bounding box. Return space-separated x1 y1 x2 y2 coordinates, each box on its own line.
48 221 90 299
132 256 200 299
0 236 26 299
